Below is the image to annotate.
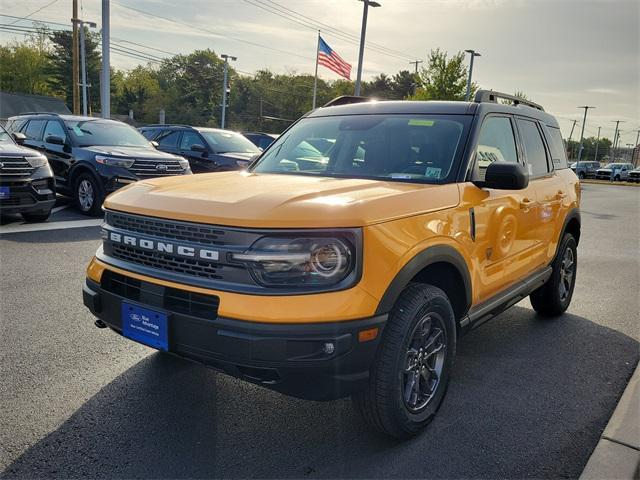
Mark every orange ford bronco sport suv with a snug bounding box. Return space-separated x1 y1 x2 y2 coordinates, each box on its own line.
83 91 580 438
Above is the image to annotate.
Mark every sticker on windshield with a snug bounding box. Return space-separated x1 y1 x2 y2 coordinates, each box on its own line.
408 119 435 127
71 125 85 136
425 167 442 179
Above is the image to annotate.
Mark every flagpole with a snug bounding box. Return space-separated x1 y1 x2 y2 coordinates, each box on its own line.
312 30 320 109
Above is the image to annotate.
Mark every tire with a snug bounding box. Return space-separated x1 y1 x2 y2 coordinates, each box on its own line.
578 172 585 180
530 233 577 317
21 209 52 222
74 172 104 216
614 175 620 182
352 284 456 439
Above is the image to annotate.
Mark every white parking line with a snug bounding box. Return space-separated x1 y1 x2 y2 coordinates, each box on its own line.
0 219 103 235
51 204 71 214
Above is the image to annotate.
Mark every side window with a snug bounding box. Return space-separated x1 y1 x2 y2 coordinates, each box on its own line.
517 119 550 177
544 125 568 169
43 120 66 142
24 119 46 140
179 131 204 150
475 116 518 180
157 130 181 148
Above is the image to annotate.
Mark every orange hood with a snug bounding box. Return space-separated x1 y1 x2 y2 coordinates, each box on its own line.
103 171 460 228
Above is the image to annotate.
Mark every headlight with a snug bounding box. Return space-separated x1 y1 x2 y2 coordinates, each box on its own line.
231 235 357 288
26 155 48 168
95 155 134 168
177 157 190 169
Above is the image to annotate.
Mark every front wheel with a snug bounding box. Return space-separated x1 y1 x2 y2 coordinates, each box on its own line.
75 172 104 216
352 284 456 439
530 233 577 317
578 172 585 180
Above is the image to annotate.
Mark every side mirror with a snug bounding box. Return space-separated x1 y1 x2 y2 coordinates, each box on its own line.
191 143 207 152
13 132 26 144
150 140 159 148
45 135 65 145
475 162 529 190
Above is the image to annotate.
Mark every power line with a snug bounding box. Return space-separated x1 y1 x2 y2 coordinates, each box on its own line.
259 0 414 60
242 0 414 62
0 13 68 27
111 0 315 62
5 0 60 26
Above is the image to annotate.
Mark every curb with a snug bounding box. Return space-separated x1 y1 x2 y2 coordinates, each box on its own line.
581 364 640 479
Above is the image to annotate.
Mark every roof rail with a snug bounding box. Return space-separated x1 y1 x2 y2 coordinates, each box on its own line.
474 90 544 111
16 112 63 116
322 96 371 108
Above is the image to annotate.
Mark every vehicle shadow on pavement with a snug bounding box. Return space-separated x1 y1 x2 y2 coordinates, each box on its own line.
0 227 101 244
2 307 638 479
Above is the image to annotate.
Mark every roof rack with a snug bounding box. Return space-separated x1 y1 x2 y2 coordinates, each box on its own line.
323 96 371 108
474 90 544 111
141 124 193 128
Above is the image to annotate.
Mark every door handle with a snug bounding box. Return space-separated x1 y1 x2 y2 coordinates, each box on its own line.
555 191 567 200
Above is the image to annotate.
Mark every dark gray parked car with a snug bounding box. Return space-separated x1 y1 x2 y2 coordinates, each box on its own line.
570 161 600 179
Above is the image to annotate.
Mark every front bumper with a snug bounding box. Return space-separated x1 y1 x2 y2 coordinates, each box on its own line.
0 178 56 215
83 275 386 401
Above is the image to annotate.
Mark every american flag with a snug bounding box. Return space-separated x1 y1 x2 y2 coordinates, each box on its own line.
317 36 352 80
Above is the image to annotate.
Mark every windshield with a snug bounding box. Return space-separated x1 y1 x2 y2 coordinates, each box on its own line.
200 130 260 154
65 120 150 147
0 126 14 144
251 114 470 183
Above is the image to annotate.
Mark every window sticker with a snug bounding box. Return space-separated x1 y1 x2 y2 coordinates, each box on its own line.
408 119 435 126
425 167 442 179
72 125 85 136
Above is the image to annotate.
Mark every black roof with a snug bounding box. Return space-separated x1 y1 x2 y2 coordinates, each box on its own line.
0 91 71 120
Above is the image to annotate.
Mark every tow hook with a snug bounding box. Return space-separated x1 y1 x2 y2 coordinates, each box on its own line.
94 319 107 329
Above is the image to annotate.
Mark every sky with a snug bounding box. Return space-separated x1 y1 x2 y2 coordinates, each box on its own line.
1 0 638 144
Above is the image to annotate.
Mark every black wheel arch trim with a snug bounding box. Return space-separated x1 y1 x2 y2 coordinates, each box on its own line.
375 244 472 316
557 208 581 252
69 161 101 186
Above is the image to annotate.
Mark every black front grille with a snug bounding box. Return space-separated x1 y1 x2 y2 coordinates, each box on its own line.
101 271 220 320
628 172 639 178
106 211 227 246
111 244 224 280
129 158 184 177
0 157 34 177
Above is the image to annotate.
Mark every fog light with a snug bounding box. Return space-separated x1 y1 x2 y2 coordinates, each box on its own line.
322 342 335 355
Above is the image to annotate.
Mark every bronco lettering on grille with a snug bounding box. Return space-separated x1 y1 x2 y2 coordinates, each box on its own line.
108 232 219 261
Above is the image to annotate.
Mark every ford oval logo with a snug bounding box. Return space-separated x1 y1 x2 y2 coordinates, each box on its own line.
155 164 168 171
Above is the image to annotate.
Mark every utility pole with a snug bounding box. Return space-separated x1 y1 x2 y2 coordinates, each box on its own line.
409 60 423 74
312 31 320 109
634 129 640 166
100 0 110 118
567 119 578 160
72 0 80 114
464 49 481 101
576 106 595 162
593 126 601 162
73 19 97 116
611 120 624 163
220 54 236 129
355 0 381 96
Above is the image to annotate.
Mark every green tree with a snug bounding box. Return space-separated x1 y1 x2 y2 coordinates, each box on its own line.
0 28 56 96
391 70 418 99
410 48 474 101
48 27 101 113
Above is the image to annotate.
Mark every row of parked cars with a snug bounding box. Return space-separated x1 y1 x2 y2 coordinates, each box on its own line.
570 160 639 182
0 113 279 221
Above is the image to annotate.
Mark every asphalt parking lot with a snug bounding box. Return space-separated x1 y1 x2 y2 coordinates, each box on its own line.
0 183 638 479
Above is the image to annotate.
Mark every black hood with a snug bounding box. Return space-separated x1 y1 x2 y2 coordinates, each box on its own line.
83 145 182 160
0 142 43 157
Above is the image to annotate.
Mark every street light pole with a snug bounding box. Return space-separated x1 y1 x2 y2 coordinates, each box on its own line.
464 49 481 101
220 54 236 129
354 0 381 96
611 120 624 163
576 106 595 163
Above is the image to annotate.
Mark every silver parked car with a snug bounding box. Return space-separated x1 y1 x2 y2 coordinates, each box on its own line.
627 166 640 183
595 162 635 181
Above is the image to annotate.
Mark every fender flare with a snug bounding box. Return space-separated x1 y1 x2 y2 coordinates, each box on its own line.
375 244 472 316
69 161 100 187
553 207 581 260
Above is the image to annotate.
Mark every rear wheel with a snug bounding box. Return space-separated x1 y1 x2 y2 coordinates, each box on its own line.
353 284 456 439
530 233 577 317
614 175 621 182
75 172 104 216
